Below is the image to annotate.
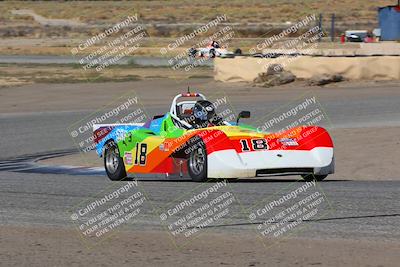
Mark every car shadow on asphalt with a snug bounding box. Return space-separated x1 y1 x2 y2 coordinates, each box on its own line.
120 177 348 183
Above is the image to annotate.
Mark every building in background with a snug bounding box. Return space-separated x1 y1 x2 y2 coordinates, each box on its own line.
378 4 400 41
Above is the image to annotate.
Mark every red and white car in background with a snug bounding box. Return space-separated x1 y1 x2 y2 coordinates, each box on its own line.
188 41 241 58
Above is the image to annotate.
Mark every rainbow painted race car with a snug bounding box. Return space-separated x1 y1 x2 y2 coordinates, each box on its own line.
93 92 334 182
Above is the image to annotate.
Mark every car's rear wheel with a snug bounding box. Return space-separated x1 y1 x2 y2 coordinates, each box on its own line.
301 174 327 182
187 138 207 182
104 141 127 181
234 48 242 55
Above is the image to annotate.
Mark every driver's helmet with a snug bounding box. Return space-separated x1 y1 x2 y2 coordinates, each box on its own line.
212 41 220 48
208 41 220 49
193 100 215 125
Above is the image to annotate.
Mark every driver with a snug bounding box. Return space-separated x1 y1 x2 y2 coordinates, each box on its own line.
211 41 220 48
207 40 220 49
191 100 222 128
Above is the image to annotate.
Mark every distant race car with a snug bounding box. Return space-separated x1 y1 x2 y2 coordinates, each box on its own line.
93 92 334 182
188 41 241 58
345 30 367 42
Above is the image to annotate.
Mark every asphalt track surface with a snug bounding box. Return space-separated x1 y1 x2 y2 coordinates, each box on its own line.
0 79 399 245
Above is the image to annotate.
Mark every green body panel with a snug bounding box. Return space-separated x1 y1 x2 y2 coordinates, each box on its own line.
236 123 258 132
159 114 186 138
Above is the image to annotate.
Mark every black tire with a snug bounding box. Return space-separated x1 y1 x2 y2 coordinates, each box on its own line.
234 48 242 55
301 174 327 182
187 138 207 182
252 53 264 58
209 49 216 58
104 140 127 181
188 47 197 58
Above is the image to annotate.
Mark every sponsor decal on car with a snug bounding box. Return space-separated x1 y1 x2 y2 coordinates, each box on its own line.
124 152 133 165
278 138 299 146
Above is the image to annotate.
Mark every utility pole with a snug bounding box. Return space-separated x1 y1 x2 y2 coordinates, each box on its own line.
331 13 335 42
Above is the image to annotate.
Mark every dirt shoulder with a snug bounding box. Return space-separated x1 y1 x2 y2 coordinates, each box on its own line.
0 225 398 267
0 64 212 88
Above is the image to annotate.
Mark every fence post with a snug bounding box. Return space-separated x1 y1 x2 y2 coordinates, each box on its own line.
331 13 335 42
318 13 323 42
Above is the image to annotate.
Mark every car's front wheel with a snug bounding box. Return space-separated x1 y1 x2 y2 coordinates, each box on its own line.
301 174 327 182
209 49 216 58
104 141 127 181
188 47 197 58
187 138 207 182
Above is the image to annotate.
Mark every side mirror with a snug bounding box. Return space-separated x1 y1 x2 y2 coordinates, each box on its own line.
236 111 251 124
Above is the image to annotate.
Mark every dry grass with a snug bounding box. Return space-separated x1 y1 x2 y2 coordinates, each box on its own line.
0 38 362 57
0 1 394 57
0 63 213 87
0 0 394 26
0 45 189 57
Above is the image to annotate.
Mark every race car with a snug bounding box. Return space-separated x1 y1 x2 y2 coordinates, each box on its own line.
93 92 334 182
188 41 241 58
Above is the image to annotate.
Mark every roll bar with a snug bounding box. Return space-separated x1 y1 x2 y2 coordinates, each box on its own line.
169 92 230 129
